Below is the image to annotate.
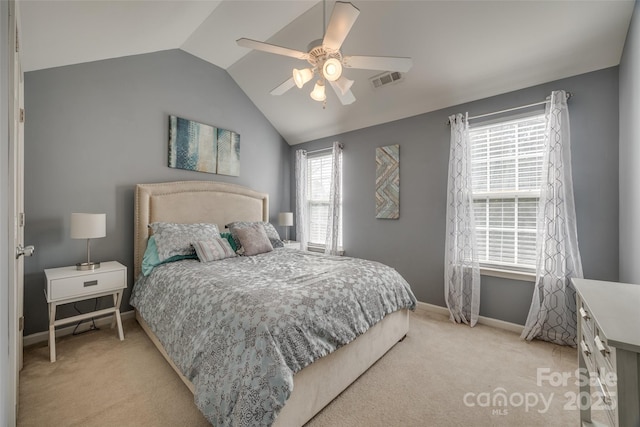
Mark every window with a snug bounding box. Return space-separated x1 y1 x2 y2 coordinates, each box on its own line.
469 114 546 271
306 152 342 248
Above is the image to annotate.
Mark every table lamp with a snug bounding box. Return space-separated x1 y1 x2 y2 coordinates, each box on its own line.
71 213 106 270
278 212 294 242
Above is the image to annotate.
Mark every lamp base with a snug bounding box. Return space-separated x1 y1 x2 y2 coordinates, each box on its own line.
76 261 101 271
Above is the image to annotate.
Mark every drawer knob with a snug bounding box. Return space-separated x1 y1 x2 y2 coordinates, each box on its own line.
579 307 590 320
83 280 98 287
580 340 591 356
594 335 610 355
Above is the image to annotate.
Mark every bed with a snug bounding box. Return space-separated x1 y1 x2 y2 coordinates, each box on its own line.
130 180 416 426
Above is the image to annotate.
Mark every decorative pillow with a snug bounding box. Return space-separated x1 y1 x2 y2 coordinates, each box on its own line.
234 223 273 256
220 232 239 252
226 221 283 253
192 237 237 262
141 236 197 276
262 222 284 248
149 222 220 262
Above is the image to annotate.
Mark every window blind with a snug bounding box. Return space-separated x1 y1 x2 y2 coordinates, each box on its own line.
469 114 546 270
307 154 342 246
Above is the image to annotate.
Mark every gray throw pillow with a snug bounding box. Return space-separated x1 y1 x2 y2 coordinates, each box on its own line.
226 221 284 252
234 223 273 256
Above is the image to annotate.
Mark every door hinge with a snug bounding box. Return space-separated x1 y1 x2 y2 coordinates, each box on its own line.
19 212 25 227
19 316 24 332
15 27 19 53
20 109 24 123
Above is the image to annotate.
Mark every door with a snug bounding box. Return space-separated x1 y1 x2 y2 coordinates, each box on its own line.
9 0 29 420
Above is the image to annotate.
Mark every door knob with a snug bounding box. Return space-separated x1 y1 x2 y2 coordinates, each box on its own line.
16 244 35 259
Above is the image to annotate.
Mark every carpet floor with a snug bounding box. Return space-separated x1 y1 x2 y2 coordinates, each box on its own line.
18 310 590 426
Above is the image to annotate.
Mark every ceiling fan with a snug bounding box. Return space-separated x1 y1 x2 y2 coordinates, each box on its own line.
236 1 413 106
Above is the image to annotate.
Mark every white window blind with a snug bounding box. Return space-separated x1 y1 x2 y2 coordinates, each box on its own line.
307 153 342 247
469 114 546 271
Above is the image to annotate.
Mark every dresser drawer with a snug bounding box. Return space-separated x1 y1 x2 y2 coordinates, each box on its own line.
578 298 594 337
580 332 596 372
593 323 616 373
48 269 125 301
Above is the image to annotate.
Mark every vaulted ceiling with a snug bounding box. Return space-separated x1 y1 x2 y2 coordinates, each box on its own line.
20 0 635 145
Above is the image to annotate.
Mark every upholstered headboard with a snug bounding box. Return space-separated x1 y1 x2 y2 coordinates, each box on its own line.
134 181 269 277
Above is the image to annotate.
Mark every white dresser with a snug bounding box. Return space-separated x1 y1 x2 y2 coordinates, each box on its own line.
573 279 640 427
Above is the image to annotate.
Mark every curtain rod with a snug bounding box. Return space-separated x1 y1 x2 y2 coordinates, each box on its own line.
304 143 344 155
447 91 573 125
468 91 572 121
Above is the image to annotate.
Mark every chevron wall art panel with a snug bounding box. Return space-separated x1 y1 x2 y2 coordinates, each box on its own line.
376 144 400 219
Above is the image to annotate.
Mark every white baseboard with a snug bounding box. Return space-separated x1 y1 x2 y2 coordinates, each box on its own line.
415 301 524 334
23 310 136 347
25 305 524 346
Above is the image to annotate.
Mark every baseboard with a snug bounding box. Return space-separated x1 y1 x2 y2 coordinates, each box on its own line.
23 310 136 348
26 305 523 346
415 301 524 334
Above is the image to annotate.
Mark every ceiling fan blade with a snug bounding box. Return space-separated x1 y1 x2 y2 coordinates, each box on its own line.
344 55 413 72
237 38 309 60
270 77 296 96
323 2 360 52
329 80 356 105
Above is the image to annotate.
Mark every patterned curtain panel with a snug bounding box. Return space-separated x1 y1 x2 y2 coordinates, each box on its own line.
521 90 583 346
445 114 480 327
295 149 308 251
324 142 343 255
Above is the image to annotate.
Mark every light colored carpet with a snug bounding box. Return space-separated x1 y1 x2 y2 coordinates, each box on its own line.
18 311 584 426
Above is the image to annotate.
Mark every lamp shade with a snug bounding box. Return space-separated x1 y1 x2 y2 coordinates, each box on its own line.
293 68 314 88
310 80 326 102
71 213 106 239
278 212 294 227
334 75 354 95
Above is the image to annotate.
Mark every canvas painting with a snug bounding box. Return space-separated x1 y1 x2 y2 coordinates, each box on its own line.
168 116 240 176
168 116 217 174
216 128 241 176
376 144 400 219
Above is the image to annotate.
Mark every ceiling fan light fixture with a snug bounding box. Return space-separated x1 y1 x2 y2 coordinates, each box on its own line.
310 80 326 102
322 58 343 82
293 68 314 88
334 75 354 95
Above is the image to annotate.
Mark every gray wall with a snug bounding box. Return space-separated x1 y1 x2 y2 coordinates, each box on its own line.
620 1 640 284
294 67 619 325
24 49 291 335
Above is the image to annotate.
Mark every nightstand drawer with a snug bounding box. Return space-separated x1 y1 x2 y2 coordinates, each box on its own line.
49 269 124 301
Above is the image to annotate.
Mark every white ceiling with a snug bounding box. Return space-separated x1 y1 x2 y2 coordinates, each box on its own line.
20 0 635 145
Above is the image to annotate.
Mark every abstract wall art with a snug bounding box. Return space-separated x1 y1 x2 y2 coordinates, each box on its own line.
375 144 400 219
216 127 241 176
168 115 240 176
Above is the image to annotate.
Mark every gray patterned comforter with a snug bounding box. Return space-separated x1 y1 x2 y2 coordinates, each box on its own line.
130 248 416 426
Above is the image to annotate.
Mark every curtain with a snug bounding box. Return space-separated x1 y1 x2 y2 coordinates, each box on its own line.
295 149 308 251
521 90 583 346
444 114 480 327
324 142 342 255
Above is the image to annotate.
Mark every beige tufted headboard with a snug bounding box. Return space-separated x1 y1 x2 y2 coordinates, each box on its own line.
134 181 269 277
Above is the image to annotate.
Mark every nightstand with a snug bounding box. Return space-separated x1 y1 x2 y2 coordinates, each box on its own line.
283 241 301 250
44 261 127 362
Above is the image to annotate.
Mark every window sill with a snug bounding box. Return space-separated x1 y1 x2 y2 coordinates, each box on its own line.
480 267 536 283
306 244 345 256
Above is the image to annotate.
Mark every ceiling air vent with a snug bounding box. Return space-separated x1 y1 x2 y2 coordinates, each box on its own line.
370 71 404 89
